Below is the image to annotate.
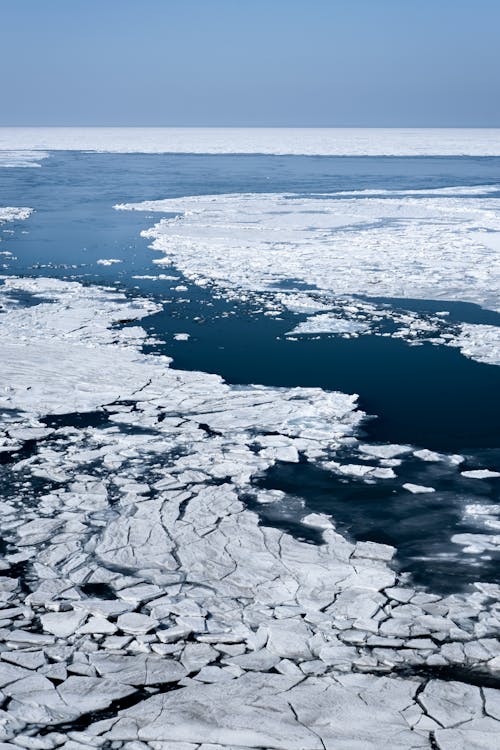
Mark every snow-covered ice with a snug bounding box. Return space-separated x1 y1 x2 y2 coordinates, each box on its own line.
403 483 436 494
96 257 122 266
2 127 500 155
461 469 500 480
115 190 500 312
0 206 33 224
287 313 369 336
116 188 500 364
0 276 499 748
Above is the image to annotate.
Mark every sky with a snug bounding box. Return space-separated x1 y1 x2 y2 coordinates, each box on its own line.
1 0 499 127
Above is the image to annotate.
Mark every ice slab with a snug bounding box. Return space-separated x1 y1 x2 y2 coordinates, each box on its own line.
286 313 369 336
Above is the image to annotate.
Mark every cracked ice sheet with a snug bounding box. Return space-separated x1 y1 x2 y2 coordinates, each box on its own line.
116 189 500 363
1 277 500 749
0 277 162 416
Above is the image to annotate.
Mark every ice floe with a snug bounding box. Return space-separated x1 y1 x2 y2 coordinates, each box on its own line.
116 188 500 365
115 190 500 311
403 483 436 494
96 257 122 266
461 469 500 480
450 323 500 366
0 206 33 224
287 313 369 336
0 276 499 748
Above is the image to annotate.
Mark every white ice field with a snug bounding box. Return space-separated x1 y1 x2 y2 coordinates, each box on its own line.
116 186 500 365
1 133 500 750
1 271 500 750
1 126 500 155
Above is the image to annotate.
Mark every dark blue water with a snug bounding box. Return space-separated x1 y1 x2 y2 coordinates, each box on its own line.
1 151 500 591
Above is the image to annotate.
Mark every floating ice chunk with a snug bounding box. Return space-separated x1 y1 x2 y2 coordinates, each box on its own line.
333 463 375 477
287 314 369 336
461 469 500 479
254 490 286 504
464 503 500 517
327 462 395 479
277 293 333 313
96 258 122 266
302 513 334 530
451 533 500 553
402 483 436 494
0 206 33 224
371 467 396 479
451 324 500 366
173 333 190 341
413 448 443 462
359 444 411 459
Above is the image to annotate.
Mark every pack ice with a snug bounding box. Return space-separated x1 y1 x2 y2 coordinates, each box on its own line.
0 276 500 750
116 187 500 365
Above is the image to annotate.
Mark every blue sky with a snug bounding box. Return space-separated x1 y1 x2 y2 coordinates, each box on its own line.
1 0 499 126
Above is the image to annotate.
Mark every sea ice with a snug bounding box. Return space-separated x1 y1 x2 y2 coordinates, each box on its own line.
286 313 369 336
0 276 499 748
461 469 500 479
116 188 500 363
403 483 436 494
2 127 500 155
0 206 33 224
96 258 122 266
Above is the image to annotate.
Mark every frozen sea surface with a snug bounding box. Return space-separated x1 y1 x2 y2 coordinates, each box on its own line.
2 126 500 154
1 149 500 748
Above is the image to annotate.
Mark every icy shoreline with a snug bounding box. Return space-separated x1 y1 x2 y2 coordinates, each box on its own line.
0 277 499 749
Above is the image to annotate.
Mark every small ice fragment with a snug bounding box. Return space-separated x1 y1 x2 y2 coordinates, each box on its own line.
414 449 442 462
302 513 334 530
359 444 411 459
403 483 436 494
96 258 122 266
173 333 190 341
461 469 500 479
287 313 368 336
